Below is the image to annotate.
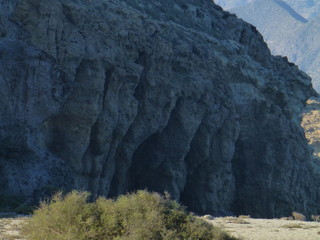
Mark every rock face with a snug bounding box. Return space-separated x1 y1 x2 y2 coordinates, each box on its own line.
0 0 319 218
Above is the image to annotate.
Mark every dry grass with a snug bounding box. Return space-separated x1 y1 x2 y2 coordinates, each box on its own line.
282 223 303 229
223 217 250 224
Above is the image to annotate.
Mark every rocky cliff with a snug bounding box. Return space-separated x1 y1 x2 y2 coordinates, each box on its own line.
0 0 319 218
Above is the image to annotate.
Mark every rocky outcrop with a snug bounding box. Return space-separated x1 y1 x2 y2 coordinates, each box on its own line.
0 0 319 218
302 97 320 157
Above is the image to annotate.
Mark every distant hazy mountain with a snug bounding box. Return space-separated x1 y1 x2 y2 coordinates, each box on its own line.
216 0 320 20
231 0 306 44
284 0 320 20
293 15 320 90
214 0 254 9
216 0 320 91
232 0 308 23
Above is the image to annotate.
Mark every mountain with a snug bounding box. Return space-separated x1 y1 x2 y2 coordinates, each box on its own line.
230 0 307 59
0 0 319 218
232 0 308 23
284 0 320 20
230 0 306 43
214 0 254 9
216 0 320 20
289 16 320 90
227 0 320 91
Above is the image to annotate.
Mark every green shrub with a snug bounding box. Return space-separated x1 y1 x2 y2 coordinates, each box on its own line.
23 190 238 240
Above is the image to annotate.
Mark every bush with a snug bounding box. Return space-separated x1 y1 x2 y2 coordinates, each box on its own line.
291 211 306 221
23 190 238 240
311 215 320 222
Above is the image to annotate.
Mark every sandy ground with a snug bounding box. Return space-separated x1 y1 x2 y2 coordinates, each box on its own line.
206 216 320 240
0 213 26 240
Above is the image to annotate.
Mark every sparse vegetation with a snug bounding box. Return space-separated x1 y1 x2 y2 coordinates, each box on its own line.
202 215 214 220
311 215 320 222
0 216 26 240
282 223 303 229
224 217 250 224
22 190 238 240
301 97 320 159
280 217 291 220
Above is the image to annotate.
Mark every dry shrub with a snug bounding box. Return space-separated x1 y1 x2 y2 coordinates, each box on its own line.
311 215 320 222
22 190 239 240
292 211 306 221
202 215 214 220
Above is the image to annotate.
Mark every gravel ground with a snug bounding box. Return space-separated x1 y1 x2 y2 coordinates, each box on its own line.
207 216 320 240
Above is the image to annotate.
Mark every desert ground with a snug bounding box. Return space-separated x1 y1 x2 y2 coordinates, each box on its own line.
205 216 320 240
0 213 26 240
1 213 320 240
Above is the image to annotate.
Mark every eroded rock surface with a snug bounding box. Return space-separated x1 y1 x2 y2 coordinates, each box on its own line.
0 0 319 218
